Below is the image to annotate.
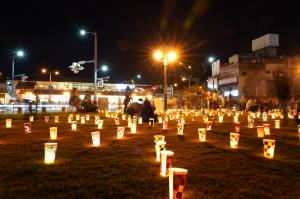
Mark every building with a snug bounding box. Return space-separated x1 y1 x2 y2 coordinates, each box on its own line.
207 33 297 105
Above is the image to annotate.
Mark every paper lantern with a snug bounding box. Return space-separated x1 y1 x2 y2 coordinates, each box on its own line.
131 122 137 133
257 126 264 137
233 115 238 123
24 123 31 133
44 116 49 123
206 121 212 130
49 127 58 140
160 150 174 177
262 112 268 121
76 114 80 121
274 120 280 129
263 124 270 135
117 127 125 139
248 119 254 128
85 114 90 121
177 124 184 135
234 122 240 133
122 114 126 120
271 112 276 119
298 112 300 120
230 133 240 149
6 119 12 128
94 116 99 125
115 118 120 126
91 131 100 147
149 118 154 127
169 168 188 199
29 115 34 122
256 111 261 118
127 116 132 128
80 116 85 124
218 114 224 123
98 120 104 129
138 117 143 124
298 124 300 133
163 120 168 130
198 128 206 142
263 139 275 158
180 117 185 125
71 121 77 131
158 116 163 124
68 115 72 123
155 140 166 162
191 115 196 122
154 135 165 143
44 143 57 164
202 115 208 123
54 116 59 123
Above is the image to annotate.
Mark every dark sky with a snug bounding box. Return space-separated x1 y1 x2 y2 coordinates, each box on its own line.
1 0 300 85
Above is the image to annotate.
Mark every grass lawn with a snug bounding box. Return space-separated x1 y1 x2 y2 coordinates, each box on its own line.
0 113 299 199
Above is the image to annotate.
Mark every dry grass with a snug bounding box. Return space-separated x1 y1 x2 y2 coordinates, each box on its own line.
0 113 299 199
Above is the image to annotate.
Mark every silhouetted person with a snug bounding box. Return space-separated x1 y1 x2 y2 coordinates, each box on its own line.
141 99 155 123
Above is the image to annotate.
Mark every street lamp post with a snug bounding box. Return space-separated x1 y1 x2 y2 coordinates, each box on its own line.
80 30 98 105
41 69 59 103
11 50 24 99
154 49 177 112
208 56 215 91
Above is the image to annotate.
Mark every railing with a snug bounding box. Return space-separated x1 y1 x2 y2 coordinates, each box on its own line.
0 104 70 114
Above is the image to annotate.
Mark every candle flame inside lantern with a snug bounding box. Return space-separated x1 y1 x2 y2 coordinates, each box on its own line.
198 128 206 142
44 143 57 164
169 168 188 199
91 131 100 147
230 133 240 148
117 127 125 139
49 127 58 140
6 119 12 128
263 139 275 159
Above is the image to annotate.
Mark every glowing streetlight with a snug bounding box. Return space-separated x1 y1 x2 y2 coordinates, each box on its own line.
41 68 60 103
11 50 25 99
182 77 186 81
137 74 141 79
174 83 178 87
101 65 108 72
80 29 86 36
208 56 215 63
153 48 178 112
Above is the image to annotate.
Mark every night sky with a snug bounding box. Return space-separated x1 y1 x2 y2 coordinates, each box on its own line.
1 0 300 85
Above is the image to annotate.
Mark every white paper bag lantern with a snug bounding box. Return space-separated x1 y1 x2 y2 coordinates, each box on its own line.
91 131 100 147
177 124 184 135
85 114 90 121
71 121 77 131
122 114 126 120
24 123 32 133
263 139 275 159
263 124 270 135
155 140 166 162
149 118 154 127
29 115 34 122
230 133 240 149
198 128 206 142
257 126 264 138
274 120 280 129
97 120 104 129
49 127 58 140
169 168 188 199
158 116 163 124
117 127 125 139
54 116 59 123
76 114 80 121
160 150 174 177
44 143 57 164
138 117 143 124
44 116 49 123
81 116 85 124
6 119 12 128
94 116 100 125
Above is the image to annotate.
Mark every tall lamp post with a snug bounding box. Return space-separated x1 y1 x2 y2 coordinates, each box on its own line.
154 49 177 112
41 68 60 103
208 56 215 91
80 29 98 105
11 50 25 99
